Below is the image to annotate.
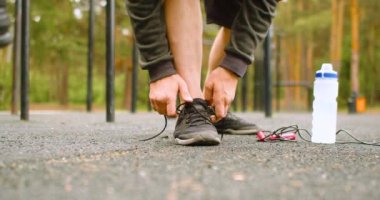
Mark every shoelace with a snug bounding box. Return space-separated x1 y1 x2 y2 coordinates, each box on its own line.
140 102 215 142
179 103 213 127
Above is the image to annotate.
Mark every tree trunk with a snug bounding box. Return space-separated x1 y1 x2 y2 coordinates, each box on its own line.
336 0 345 69
351 0 360 95
306 33 314 110
287 36 295 110
295 34 302 105
330 0 337 66
330 0 345 70
59 64 68 106
294 0 304 108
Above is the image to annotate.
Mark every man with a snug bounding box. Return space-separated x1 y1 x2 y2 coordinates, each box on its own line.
126 0 278 146
0 0 12 48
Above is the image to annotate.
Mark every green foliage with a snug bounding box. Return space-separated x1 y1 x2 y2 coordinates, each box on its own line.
0 0 379 111
291 10 331 34
337 35 352 107
274 0 380 108
0 62 12 110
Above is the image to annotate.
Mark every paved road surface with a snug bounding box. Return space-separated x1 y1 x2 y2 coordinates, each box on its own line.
0 112 379 200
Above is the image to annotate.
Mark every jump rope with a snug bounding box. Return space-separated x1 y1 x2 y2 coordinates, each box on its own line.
256 124 380 146
141 115 380 147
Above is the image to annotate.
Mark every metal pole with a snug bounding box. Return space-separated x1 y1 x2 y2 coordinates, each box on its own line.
253 61 258 111
131 41 138 113
86 0 94 112
147 74 152 111
20 0 29 121
241 74 247 112
253 51 264 111
263 32 272 118
275 34 281 112
11 0 22 115
106 0 115 122
232 86 238 111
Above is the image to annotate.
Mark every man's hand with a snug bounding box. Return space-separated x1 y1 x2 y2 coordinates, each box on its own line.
149 74 193 117
204 67 239 120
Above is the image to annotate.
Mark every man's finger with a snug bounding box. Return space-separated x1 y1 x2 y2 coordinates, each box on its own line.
166 99 177 117
203 82 214 105
150 99 158 111
156 101 167 115
178 79 193 102
214 100 226 120
225 100 230 114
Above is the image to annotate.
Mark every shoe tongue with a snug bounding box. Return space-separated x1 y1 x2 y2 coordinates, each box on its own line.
190 98 208 110
193 98 208 105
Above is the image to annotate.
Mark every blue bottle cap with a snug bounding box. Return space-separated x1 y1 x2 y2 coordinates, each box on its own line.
315 63 338 79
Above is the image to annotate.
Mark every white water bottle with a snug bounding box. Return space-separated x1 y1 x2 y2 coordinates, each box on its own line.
311 63 339 144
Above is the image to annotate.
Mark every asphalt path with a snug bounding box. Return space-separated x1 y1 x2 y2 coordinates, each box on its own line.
0 112 379 200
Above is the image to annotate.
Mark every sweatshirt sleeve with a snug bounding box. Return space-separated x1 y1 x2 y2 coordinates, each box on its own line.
126 0 177 82
220 0 278 77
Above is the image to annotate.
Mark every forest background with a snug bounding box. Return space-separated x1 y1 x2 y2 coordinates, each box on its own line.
0 0 378 112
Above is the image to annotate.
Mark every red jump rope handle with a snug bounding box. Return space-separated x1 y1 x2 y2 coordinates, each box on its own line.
256 131 266 142
257 131 297 142
269 132 297 141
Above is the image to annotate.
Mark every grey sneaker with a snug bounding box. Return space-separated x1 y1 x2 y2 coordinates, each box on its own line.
214 112 261 135
174 98 220 146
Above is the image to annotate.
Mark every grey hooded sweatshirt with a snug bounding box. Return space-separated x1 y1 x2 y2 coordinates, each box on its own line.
126 0 278 82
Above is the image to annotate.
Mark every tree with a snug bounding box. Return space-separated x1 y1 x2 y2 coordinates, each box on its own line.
350 0 360 95
330 0 345 70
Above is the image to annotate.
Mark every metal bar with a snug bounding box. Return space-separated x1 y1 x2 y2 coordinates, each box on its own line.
86 0 94 112
131 41 138 113
232 86 238 111
106 0 115 122
263 33 272 118
12 0 22 115
273 81 311 88
253 48 264 111
20 0 29 121
275 34 281 112
147 74 152 111
241 74 247 112
253 61 258 111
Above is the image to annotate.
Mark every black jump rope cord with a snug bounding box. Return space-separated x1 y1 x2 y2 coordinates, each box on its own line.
266 125 380 146
141 116 380 147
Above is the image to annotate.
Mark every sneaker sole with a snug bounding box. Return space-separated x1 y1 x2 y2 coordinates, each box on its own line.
217 128 260 135
175 134 221 146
